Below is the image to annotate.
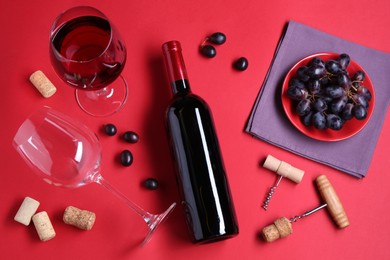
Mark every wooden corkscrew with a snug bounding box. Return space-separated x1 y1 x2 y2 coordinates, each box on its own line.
261 175 349 242
262 155 305 210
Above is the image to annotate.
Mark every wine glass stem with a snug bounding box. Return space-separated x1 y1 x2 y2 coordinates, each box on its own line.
95 174 154 223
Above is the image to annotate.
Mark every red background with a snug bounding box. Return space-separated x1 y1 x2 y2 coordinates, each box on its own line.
1 0 390 259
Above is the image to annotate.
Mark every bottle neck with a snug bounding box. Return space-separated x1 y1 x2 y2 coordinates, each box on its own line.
162 41 191 95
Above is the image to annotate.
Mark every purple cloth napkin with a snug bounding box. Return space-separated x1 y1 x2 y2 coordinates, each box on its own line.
246 20 390 178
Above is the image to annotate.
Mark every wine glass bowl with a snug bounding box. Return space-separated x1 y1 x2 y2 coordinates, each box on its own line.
13 106 102 188
49 6 128 116
13 106 176 245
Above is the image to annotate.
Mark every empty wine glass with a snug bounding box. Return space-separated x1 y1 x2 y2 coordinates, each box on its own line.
13 106 176 245
49 6 128 117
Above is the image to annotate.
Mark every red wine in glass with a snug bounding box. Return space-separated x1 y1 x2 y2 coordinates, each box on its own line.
50 6 128 116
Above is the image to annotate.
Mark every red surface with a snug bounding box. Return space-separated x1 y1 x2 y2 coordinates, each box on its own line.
1 0 390 259
281 53 375 142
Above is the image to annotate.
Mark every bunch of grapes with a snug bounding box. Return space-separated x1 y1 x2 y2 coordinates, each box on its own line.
286 53 372 131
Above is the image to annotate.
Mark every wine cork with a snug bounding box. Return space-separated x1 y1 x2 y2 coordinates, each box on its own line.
263 154 305 183
32 211 56 241
29 70 57 98
14 197 40 226
262 217 293 242
63 206 96 230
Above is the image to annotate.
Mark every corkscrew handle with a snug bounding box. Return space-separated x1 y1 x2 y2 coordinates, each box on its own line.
263 155 305 183
315 175 349 229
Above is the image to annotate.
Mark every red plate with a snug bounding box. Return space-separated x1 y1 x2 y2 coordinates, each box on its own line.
281 53 375 142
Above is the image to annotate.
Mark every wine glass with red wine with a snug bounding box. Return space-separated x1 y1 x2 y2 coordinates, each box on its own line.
50 6 128 117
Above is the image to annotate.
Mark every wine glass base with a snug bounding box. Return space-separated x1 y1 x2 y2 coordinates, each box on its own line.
142 202 176 246
75 75 128 117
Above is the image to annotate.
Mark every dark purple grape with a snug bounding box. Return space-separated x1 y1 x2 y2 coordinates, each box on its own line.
340 103 354 120
233 57 248 71
352 94 369 108
144 178 159 190
353 70 365 81
289 77 305 88
296 99 312 116
307 79 321 94
353 105 368 120
325 60 342 74
313 98 328 112
337 72 352 90
307 64 326 79
104 124 117 136
123 131 139 143
296 66 310 82
330 96 347 114
319 76 329 86
326 114 344 130
287 85 308 100
120 150 133 166
312 112 326 129
209 32 226 45
357 86 372 101
320 95 333 104
301 111 313 126
324 85 344 98
200 45 216 58
339 53 350 70
309 57 325 67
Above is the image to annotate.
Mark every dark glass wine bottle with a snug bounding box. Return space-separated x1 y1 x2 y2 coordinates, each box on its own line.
162 40 239 243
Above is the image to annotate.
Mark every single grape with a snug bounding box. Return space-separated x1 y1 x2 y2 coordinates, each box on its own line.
320 95 333 104
313 98 328 112
120 150 133 167
325 60 342 74
340 103 354 120
289 78 306 89
312 112 326 129
307 79 321 94
319 76 329 86
307 64 326 79
339 53 350 70
233 57 248 71
144 178 159 190
352 94 369 108
308 57 325 67
324 85 344 98
326 114 344 130
287 85 308 100
330 96 347 114
209 32 226 45
200 45 216 58
104 124 117 136
353 105 368 120
123 131 139 143
301 111 313 126
296 66 310 82
337 72 352 90
353 70 365 81
357 85 372 101
296 99 312 116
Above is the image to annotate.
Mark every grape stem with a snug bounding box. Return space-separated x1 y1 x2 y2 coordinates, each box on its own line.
199 37 210 49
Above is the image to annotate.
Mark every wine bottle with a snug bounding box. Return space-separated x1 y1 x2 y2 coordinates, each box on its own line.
162 40 239 243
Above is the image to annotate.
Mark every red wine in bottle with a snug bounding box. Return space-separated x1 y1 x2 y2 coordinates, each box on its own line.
162 41 239 243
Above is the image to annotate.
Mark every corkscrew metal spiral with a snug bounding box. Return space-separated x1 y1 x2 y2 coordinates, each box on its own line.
262 175 283 210
261 155 305 211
